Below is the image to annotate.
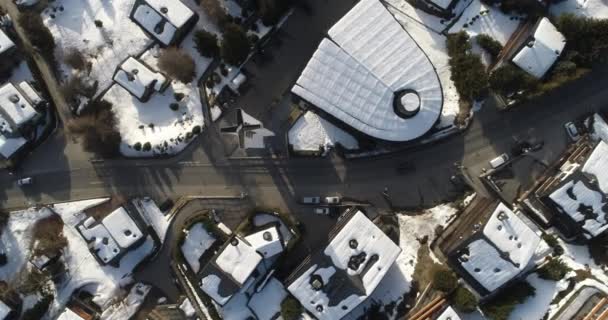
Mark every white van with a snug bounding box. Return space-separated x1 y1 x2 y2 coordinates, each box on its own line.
489 153 509 169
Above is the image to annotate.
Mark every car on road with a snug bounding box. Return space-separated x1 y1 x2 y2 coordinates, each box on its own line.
314 207 331 215
16 177 32 186
565 122 580 142
301 196 321 204
324 196 341 204
489 153 509 169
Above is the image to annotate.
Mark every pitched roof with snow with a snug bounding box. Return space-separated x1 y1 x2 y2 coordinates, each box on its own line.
114 57 167 99
0 134 27 159
455 203 542 293
215 237 263 285
512 17 566 78
292 0 443 142
0 83 38 129
287 210 401 320
102 207 143 249
78 217 121 263
244 225 284 258
132 0 194 46
0 29 15 56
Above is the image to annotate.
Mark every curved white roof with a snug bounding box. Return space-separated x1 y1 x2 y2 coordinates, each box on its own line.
292 0 442 142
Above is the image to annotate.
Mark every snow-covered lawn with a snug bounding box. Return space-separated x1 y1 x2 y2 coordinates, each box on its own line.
383 0 473 33
448 0 525 45
180 223 216 273
389 9 461 128
288 111 359 153
550 0 608 20
42 0 153 93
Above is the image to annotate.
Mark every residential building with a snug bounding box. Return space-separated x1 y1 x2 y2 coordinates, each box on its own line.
512 17 566 78
131 0 198 46
113 57 168 102
0 82 43 160
285 208 401 320
445 202 549 297
411 0 461 18
0 29 18 77
292 0 443 143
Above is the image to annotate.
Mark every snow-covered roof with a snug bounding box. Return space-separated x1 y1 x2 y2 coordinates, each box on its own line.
78 217 121 263
248 277 288 320
144 0 194 28
0 300 11 320
512 18 566 78
0 83 38 128
292 0 443 142
114 57 167 99
133 4 177 46
56 308 86 320
201 274 232 305
102 207 143 249
18 82 42 107
427 0 455 10
181 222 216 273
0 134 27 159
287 210 401 320
0 29 15 56
457 203 542 292
215 237 263 285
436 306 461 320
582 141 608 195
590 113 608 143
244 226 284 258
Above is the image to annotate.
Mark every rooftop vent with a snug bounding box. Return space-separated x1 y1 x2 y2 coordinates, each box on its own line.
310 275 323 291
349 239 358 249
316 305 324 312
160 6 168 14
262 231 273 241
9 94 19 103
497 211 508 221
230 238 239 246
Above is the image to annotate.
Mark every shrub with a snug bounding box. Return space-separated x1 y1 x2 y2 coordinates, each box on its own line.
143 142 152 151
193 30 219 58
538 258 570 281
31 214 67 257
256 0 289 26
555 14 608 66
482 281 535 320
489 64 538 96
476 34 503 59
452 286 478 313
170 103 179 111
220 24 250 66
433 269 458 293
552 60 577 77
94 20 103 28
201 0 229 29
133 142 142 151
67 100 121 158
64 49 87 71
19 13 55 57
174 92 185 101
280 296 302 320
446 31 488 100
158 48 196 83
192 125 202 134
542 234 564 256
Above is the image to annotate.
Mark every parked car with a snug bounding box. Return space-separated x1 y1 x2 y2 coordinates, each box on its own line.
324 196 341 204
489 153 509 169
565 122 580 141
314 207 331 215
301 196 321 204
17 177 32 186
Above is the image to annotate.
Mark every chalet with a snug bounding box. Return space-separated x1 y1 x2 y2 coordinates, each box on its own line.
285 208 401 320
0 82 43 160
113 57 168 102
130 0 198 46
0 29 18 77
512 17 566 78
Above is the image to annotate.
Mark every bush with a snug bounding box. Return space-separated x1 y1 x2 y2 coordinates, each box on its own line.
19 13 55 57
447 31 488 100
220 24 250 66
133 142 142 151
433 269 458 293
143 142 152 151
482 281 535 320
170 103 179 111
64 49 87 71
552 60 577 77
476 34 503 59
452 286 478 313
201 0 229 29
281 296 302 320
174 92 185 101
193 30 219 58
538 258 570 281
22 294 53 320
542 234 564 256
256 0 290 26
94 20 103 28
555 14 608 66
67 100 121 158
192 125 202 134
158 48 196 83
31 214 67 257
489 64 538 96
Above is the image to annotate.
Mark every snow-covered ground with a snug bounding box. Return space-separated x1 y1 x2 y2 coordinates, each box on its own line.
99 283 151 320
288 111 359 153
180 222 216 273
42 0 153 93
448 0 524 45
389 8 461 128
550 0 608 20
